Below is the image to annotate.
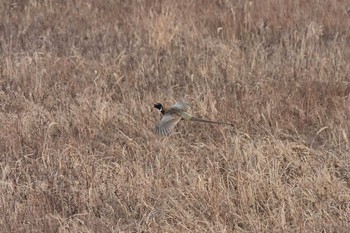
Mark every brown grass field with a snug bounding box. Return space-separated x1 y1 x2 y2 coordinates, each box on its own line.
1 0 350 232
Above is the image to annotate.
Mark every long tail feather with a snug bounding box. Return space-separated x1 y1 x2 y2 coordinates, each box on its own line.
190 117 234 126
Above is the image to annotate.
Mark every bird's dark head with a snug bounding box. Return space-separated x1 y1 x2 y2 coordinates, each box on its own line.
154 103 164 113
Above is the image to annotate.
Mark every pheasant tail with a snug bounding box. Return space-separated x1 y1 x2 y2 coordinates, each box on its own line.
190 117 234 126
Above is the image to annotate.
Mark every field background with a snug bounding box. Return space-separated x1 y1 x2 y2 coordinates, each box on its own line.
1 0 350 232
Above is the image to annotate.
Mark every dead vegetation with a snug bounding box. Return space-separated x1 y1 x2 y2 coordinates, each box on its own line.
0 0 350 232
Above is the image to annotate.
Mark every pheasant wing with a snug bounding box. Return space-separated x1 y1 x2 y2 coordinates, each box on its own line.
155 114 182 136
170 101 190 112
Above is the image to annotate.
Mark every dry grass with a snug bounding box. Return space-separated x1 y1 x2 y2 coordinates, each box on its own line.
1 0 350 232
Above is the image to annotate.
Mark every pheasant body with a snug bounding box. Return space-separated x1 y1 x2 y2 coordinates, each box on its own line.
154 101 233 136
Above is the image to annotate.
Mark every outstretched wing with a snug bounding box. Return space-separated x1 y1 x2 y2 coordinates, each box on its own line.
155 114 182 136
170 101 190 112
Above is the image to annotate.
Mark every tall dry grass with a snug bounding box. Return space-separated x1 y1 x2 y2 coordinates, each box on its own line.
0 0 350 232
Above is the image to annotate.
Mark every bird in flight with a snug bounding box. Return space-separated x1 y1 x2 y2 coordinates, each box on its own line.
153 101 234 136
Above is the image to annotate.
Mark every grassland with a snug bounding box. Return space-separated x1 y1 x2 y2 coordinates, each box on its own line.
1 0 350 232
